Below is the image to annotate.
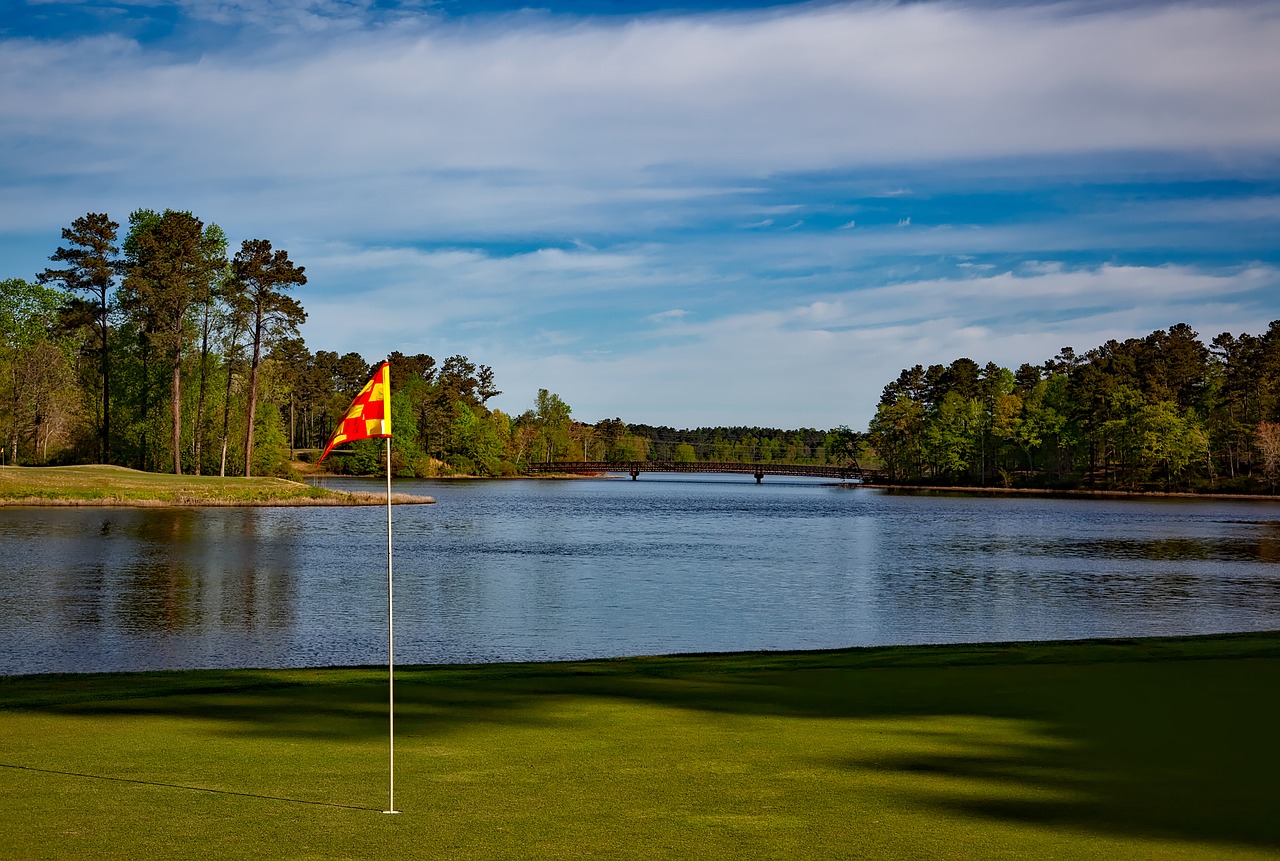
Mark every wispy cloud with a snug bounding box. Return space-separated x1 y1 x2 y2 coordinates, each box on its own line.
3 1 1279 426
488 262 1277 427
7 3 1280 186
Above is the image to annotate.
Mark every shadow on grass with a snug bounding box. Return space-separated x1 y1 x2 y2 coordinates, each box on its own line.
0 763 376 811
5 631 1279 850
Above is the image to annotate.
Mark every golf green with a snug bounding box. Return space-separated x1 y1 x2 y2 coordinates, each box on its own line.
2 633 1278 859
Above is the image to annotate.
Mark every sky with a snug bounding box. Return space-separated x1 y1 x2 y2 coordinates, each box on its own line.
2 0 1279 430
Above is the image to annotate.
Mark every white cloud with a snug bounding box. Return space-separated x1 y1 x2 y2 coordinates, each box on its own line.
481 261 1280 427
287 230 1278 428
4 2 1279 428
5 3 1280 195
5 2 1279 251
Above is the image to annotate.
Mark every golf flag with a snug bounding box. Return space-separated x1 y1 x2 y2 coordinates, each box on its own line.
314 358 401 812
318 361 391 463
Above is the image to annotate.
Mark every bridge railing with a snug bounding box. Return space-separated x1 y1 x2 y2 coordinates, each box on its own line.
524 461 878 481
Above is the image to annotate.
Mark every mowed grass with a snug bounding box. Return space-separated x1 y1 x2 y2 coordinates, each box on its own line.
2 633 1279 860
0 465 432 506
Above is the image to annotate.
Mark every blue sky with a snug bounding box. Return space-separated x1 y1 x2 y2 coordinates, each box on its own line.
3 1 1279 429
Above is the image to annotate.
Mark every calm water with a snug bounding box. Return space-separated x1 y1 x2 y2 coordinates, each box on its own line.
2 476 1279 675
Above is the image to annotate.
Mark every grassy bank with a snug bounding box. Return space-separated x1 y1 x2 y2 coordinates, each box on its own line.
0 465 434 506
2 633 1278 860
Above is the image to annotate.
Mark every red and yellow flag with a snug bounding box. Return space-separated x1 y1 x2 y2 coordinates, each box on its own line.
318 361 392 463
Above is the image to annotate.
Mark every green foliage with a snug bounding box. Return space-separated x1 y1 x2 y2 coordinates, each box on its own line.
450 403 507 475
0 279 78 464
823 425 864 464
39 212 119 462
532 388 572 463
0 278 61 345
449 454 477 475
23 213 554 478
619 425 834 465
610 433 648 462
23 212 1280 494
119 209 227 474
1135 401 1208 485
868 396 925 481
326 437 384 476
865 322 1280 492
229 238 306 476
249 402 292 477
386 388 426 476
923 392 981 480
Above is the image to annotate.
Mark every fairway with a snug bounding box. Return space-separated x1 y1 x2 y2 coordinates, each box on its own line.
2 634 1278 860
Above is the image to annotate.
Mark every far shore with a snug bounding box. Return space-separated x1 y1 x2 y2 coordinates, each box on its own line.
8 462 1278 506
864 482 1280 502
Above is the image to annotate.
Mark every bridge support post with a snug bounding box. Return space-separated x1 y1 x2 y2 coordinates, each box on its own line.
754 471 764 484
630 468 639 481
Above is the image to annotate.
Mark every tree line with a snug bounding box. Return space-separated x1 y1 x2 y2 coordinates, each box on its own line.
3 211 308 476
621 424 859 466
0 211 519 478
0 210 867 479
6 212 1278 493
866 322 1280 492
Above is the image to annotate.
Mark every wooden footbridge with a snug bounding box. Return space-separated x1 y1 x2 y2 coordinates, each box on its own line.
524 461 878 483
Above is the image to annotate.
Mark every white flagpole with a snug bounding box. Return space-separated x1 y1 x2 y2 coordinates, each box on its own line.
384 435 399 814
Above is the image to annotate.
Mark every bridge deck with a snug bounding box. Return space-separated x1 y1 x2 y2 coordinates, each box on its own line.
525 461 875 481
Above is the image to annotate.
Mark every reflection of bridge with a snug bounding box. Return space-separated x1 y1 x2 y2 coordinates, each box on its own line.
524 461 879 484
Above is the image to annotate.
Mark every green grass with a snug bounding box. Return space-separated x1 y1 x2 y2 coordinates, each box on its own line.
0 465 432 506
3 633 1279 860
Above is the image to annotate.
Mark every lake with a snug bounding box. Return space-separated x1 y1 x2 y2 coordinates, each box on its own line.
2 475 1278 675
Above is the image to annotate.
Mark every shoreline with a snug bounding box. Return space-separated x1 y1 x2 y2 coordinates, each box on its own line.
0 464 434 507
0 492 436 508
863 483 1280 502
6 628 1277 681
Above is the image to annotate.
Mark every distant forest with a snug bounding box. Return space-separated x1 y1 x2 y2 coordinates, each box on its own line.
3 211 1279 493
866 322 1280 493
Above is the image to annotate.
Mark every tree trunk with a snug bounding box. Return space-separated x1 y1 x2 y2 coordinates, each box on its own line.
243 321 263 477
171 349 183 475
194 304 212 475
8 368 18 464
139 337 150 472
219 331 245 477
99 294 111 465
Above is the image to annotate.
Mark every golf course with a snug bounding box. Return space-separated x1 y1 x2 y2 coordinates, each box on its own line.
0 465 433 507
2 632 1277 860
